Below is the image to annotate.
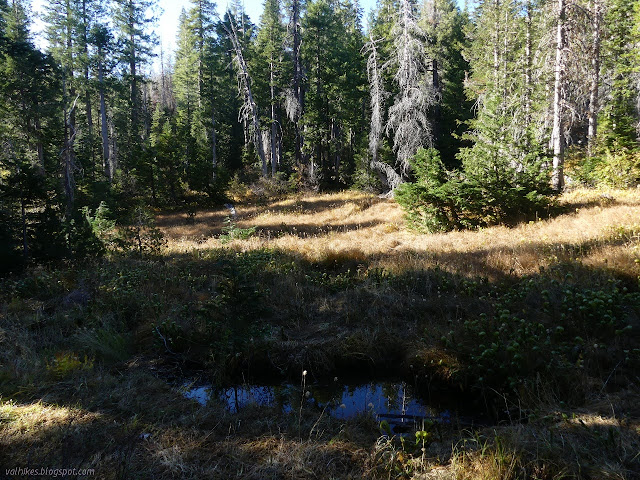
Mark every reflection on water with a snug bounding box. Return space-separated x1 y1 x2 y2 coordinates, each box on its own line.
182 381 450 432
183 384 212 405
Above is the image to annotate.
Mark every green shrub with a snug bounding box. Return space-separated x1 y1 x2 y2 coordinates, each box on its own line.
396 148 555 232
117 205 166 256
219 217 257 244
566 147 640 188
441 277 640 395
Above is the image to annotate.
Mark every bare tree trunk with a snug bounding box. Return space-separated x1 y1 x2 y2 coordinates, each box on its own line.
493 0 500 84
98 53 111 181
35 113 44 173
291 0 303 168
524 0 532 134
270 59 278 177
82 0 95 175
367 34 402 191
587 0 602 157
551 0 566 191
386 0 433 177
160 44 167 108
129 1 138 143
63 78 78 218
211 108 218 182
109 120 118 173
21 195 28 261
432 58 441 142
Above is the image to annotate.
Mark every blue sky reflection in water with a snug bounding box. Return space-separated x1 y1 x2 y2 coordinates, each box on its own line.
183 381 450 429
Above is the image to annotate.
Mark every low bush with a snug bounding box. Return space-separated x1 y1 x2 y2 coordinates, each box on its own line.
395 148 555 232
566 146 640 188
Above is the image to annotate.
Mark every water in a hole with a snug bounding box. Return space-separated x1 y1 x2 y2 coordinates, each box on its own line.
182 381 451 433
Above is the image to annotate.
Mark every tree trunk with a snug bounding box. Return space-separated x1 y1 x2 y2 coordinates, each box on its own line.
270 59 278 177
211 108 218 182
63 78 76 218
82 0 94 175
524 0 532 134
587 0 601 157
432 58 441 142
551 0 566 191
35 112 44 173
98 52 111 181
129 1 138 142
291 0 303 168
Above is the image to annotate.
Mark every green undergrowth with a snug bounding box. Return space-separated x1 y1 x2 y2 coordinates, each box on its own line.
1 248 638 401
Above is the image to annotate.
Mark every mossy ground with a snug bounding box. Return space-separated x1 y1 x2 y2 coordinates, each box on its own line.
1 188 639 479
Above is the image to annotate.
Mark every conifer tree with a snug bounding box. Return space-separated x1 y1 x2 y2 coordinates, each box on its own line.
301 0 366 187
174 8 199 187
254 0 286 176
419 0 472 166
112 0 157 172
1 0 61 267
599 0 639 148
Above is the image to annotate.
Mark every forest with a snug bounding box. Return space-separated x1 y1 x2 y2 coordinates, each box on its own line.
1 0 640 478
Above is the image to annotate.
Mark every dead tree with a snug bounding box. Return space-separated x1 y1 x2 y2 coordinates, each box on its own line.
386 0 435 181
551 0 567 191
365 34 402 191
224 13 268 177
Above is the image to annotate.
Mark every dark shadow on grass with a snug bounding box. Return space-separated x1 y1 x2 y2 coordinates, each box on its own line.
252 219 384 239
242 194 385 217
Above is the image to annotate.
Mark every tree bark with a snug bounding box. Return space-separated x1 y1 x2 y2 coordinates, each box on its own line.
82 0 95 174
524 0 532 135
129 0 138 141
211 108 218 182
587 0 601 157
291 0 303 168
21 194 28 261
270 59 278 176
98 49 111 181
63 78 77 218
551 0 566 191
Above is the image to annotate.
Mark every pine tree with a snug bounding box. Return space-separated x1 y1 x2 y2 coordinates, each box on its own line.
459 0 549 180
419 0 472 166
301 0 366 187
89 23 116 182
285 0 304 170
43 0 81 214
174 8 200 189
225 9 268 176
0 0 62 267
599 0 639 148
254 0 286 176
112 0 157 173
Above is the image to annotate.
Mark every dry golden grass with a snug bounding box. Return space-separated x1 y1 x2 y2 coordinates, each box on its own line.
446 406 640 480
158 188 640 280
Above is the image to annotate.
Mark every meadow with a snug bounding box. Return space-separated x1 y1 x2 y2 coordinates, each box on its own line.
1 188 639 479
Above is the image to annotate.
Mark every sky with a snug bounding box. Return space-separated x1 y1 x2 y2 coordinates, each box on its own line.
30 0 379 68
157 0 378 56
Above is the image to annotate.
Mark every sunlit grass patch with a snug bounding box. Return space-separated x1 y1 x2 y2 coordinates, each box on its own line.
0 400 93 433
159 188 640 282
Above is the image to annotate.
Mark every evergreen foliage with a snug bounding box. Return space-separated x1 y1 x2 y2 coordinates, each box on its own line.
396 148 554 232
